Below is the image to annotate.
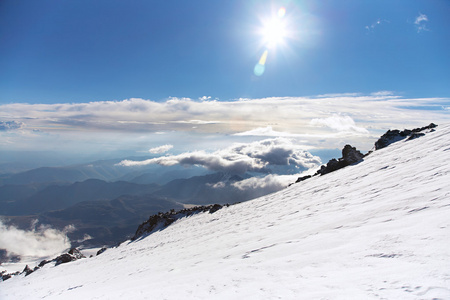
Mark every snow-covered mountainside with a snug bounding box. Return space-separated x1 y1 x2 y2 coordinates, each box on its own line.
1 124 450 299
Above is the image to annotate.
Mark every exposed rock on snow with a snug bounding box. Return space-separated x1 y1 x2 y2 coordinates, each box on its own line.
132 204 225 240
315 144 365 176
374 123 437 150
1 270 18 282
294 124 436 184
20 265 33 276
96 248 107 256
55 248 85 266
1 248 86 281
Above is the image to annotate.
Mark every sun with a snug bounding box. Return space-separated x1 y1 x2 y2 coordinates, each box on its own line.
254 6 290 76
259 7 288 49
261 18 287 48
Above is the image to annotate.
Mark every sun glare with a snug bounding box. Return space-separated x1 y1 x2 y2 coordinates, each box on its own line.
261 18 287 48
254 7 290 76
260 7 288 49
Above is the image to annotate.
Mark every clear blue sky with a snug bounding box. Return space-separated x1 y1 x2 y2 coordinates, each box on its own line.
1 0 449 104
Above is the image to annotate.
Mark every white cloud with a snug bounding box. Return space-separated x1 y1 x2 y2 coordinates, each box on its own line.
234 126 300 137
310 114 369 134
149 144 173 154
232 174 296 193
415 13 429 32
0 219 71 260
365 19 389 32
1 93 449 154
415 13 428 25
120 138 321 175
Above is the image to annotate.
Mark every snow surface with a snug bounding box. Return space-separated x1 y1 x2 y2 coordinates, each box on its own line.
1 124 450 299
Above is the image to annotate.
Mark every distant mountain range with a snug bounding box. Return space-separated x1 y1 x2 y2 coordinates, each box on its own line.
0 170 252 248
0 157 209 186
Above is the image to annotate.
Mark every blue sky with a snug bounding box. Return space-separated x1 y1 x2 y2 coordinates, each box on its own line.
1 0 449 103
1 0 449 173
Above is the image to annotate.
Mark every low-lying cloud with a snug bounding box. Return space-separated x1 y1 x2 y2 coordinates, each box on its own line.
232 174 295 193
120 138 321 175
0 219 71 260
206 174 298 202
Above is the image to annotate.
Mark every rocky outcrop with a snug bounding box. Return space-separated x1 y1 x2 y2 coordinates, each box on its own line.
20 265 34 276
374 123 437 150
1 248 86 281
294 175 312 184
315 145 365 176
132 204 226 240
1 270 19 281
96 247 107 256
55 248 85 266
293 123 437 185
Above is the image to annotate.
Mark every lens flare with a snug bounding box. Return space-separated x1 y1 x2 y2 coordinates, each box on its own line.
254 63 265 77
254 49 269 76
259 49 268 65
254 6 289 76
278 7 286 18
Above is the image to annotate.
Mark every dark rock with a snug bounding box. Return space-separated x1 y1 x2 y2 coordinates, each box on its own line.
20 265 34 276
314 144 364 176
1 273 12 281
38 259 50 267
407 132 425 140
55 253 74 266
68 248 85 259
132 204 226 240
374 123 437 150
96 247 107 256
342 145 365 165
208 204 223 214
295 175 312 183
54 248 85 266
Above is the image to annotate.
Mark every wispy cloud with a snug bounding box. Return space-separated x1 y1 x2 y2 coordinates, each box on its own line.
365 19 389 33
120 138 321 175
414 13 429 32
149 144 173 154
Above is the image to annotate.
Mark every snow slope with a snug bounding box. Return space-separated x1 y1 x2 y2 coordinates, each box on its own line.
1 124 450 299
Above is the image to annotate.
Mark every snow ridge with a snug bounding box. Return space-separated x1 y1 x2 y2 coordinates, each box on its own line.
1 124 450 299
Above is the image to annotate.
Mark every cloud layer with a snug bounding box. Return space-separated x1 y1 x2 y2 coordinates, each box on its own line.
120 138 321 175
1 94 449 154
0 219 71 260
0 120 23 131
